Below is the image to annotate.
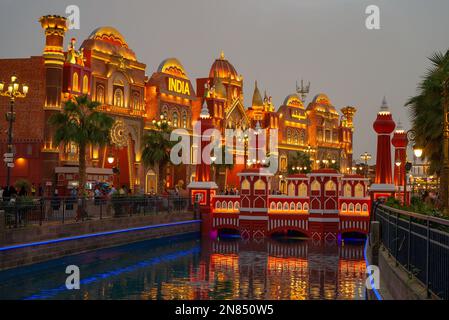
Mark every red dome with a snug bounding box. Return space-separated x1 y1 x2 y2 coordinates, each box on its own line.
373 113 395 134
391 131 408 148
209 51 239 80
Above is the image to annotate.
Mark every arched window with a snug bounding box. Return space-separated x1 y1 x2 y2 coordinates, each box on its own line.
293 131 299 145
72 72 79 92
311 180 320 191
349 203 354 212
296 203 302 211
288 183 295 196
287 129 291 144
355 203 361 212
303 203 309 211
362 204 368 212
254 179 266 191
216 201 221 209
277 202 282 211
173 112 179 128
241 179 250 190
283 203 289 211
299 183 308 197
82 75 89 94
133 92 140 109
290 203 295 211
222 201 227 210
325 180 336 191
234 202 239 210
341 203 347 212
344 184 352 197
270 202 276 211
182 112 187 128
355 183 364 198
96 85 104 104
114 88 124 107
228 201 233 210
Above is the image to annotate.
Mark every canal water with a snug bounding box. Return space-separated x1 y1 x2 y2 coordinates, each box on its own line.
0 233 367 300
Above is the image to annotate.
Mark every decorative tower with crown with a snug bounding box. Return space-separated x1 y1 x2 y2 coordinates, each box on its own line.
392 121 408 191
188 100 218 237
371 97 397 199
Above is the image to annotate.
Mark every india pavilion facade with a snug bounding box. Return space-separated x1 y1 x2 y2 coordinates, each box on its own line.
0 15 356 196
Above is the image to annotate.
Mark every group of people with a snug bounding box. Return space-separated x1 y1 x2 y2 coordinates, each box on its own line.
221 187 240 196
0 183 42 202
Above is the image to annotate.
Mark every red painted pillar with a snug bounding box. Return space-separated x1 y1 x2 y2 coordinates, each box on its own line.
373 98 396 184
392 123 408 187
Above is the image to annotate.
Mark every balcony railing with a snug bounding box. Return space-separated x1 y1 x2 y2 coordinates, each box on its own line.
374 204 449 299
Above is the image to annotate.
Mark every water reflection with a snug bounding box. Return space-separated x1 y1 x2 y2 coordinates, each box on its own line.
0 234 366 300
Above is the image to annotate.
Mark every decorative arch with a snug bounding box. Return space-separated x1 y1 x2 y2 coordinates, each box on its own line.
341 203 348 212
216 201 221 209
296 202 302 211
344 183 352 197
72 72 79 92
355 203 362 212
355 183 364 198
82 75 89 94
362 203 368 212
298 183 308 197
288 182 295 196
303 202 309 211
283 203 289 211
348 203 354 212
325 180 336 191
311 180 320 191
228 201 234 210
277 202 282 211
270 202 276 211
222 201 227 210
290 202 295 211
241 178 250 190
254 179 266 191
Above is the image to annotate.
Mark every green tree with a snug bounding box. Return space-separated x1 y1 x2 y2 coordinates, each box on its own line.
141 119 176 194
49 95 114 196
287 151 312 174
406 50 449 175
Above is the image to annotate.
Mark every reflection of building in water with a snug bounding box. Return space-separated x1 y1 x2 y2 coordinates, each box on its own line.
191 239 366 300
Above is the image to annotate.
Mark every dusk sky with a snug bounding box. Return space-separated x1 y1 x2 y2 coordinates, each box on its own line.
1 0 449 163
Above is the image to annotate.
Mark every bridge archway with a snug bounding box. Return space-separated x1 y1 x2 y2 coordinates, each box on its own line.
217 227 240 238
269 227 309 239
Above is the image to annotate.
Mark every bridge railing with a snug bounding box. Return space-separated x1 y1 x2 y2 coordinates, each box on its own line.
374 204 449 299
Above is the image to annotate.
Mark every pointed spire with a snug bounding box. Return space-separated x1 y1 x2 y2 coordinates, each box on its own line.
252 80 263 108
200 99 210 119
381 96 389 111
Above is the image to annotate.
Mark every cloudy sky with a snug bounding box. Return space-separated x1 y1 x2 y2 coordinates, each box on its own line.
1 0 448 163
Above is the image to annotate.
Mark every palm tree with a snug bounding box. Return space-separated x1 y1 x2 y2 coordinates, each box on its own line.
49 95 114 196
141 119 176 194
406 50 449 175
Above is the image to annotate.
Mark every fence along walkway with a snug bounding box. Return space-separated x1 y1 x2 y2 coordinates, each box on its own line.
374 204 449 299
1 196 193 229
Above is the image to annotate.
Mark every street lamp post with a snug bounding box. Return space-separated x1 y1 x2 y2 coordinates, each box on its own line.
0 75 29 188
360 152 372 178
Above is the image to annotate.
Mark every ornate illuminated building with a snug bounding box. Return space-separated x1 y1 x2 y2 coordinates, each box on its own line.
0 15 357 195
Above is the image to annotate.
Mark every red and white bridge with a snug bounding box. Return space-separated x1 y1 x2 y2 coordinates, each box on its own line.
205 169 371 241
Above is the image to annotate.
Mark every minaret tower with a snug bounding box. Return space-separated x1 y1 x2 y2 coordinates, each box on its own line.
39 15 68 108
392 121 408 188
39 15 68 192
371 97 397 200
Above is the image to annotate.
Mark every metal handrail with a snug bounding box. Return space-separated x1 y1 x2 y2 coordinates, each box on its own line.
378 204 449 226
